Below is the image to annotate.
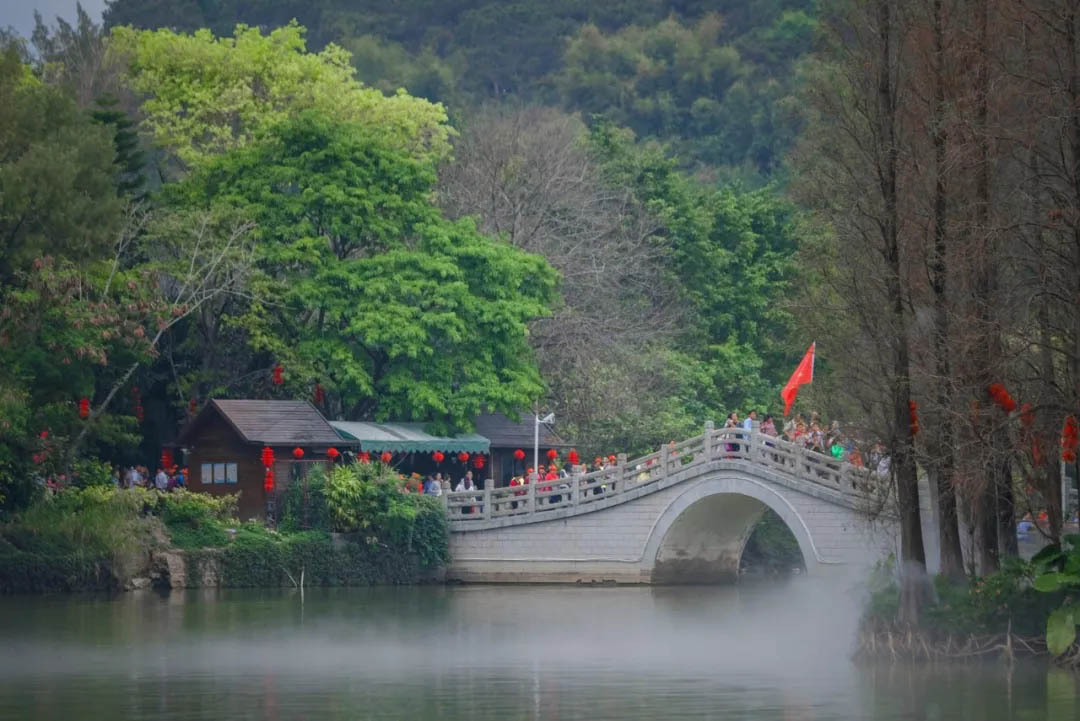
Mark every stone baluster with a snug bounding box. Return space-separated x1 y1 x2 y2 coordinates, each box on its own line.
440 480 450 516
703 420 714 460
527 476 536 514
617 453 627 493
482 478 492 519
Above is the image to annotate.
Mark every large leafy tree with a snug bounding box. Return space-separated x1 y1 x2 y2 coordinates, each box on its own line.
0 48 123 284
108 22 453 172
589 123 800 419
174 112 557 431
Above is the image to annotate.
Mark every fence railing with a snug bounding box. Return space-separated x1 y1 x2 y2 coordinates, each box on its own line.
441 422 875 527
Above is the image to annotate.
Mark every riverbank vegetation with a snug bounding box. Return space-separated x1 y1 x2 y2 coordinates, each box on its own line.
0 464 448 593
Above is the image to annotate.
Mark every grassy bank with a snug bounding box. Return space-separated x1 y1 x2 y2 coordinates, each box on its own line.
0 464 449 593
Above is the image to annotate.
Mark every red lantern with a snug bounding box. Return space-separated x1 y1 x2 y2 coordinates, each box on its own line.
272 364 283 386
39 430 48 440
327 447 340 460
359 451 371 464
161 449 174 470
433 451 445 464
568 449 579 466
380 451 393 464
264 469 275 492
473 454 486 469
458 451 469 464
292 447 304 460
546 448 558 461
988 383 1017 413
79 397 90 419
908 400 920 436
261 446 275 468
314 383 325 405
1063 416 1079 463
513 449 525 461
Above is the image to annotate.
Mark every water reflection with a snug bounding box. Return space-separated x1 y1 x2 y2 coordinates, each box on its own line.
0 581 1073 720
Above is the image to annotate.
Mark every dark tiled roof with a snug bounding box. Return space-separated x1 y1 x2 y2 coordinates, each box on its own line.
183 399 343 446
473 412 563 448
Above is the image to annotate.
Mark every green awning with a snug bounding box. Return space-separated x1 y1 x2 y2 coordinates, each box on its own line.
329 421 490 454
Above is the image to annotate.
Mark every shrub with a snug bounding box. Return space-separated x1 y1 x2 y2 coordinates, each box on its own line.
72 458 115 488
155 490 237 549
324 462 448 567
0 485 155 557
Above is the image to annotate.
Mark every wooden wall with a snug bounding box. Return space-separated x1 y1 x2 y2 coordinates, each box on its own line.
186 414 266 520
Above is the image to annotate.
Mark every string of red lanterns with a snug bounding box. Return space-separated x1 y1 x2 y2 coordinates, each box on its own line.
433 451 444 464
272 364 283 386
908 400 920 436
78 397 90 419
132 386 144 423
472 453 486 469
1063 416 1078 463
568 449 579 466
262 445 275 491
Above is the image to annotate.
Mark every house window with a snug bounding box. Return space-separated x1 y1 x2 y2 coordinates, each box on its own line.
201 462 238 484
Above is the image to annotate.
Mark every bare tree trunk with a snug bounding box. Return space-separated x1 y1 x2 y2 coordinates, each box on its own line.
877 0 930 622
973 0 1004 573
929 0 966 579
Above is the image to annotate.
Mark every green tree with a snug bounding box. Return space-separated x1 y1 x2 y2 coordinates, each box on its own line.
175 112 557 431
109 22 453 171
589 123 800 418
0 48 122 283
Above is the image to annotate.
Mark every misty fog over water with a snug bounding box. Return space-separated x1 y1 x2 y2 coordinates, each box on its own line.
0 582 1074 720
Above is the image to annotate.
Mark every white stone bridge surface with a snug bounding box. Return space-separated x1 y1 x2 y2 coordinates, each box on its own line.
442 424 902 584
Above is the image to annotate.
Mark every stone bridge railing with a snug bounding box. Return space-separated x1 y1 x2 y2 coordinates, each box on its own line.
443 423 875 531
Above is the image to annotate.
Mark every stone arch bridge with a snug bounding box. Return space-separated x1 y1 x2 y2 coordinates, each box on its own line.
443 424 907 583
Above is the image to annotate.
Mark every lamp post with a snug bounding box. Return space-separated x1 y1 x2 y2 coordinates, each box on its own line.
534 412 554 476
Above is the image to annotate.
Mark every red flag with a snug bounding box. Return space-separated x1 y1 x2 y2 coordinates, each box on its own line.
781 342 815 417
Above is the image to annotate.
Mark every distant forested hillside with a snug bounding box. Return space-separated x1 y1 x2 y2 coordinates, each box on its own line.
103 0 813 178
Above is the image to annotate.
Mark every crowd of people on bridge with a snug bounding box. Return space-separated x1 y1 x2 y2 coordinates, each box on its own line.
725 409 890 475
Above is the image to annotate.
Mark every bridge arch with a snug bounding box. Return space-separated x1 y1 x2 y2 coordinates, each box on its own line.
640 474 823 583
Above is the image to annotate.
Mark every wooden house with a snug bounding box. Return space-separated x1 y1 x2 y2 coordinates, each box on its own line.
177 399 344 519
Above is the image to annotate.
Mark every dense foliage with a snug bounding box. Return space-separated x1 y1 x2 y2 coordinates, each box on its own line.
864 557 1066 641
0 478 448 592
102 0 814 178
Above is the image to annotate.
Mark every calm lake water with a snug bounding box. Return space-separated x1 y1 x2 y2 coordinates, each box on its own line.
0 580 1075 720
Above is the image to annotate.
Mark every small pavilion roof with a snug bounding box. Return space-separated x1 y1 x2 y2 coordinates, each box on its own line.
329 421 489 454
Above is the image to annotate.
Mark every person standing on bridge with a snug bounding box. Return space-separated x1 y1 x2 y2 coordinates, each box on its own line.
725 412 740 455
742 410 757 431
